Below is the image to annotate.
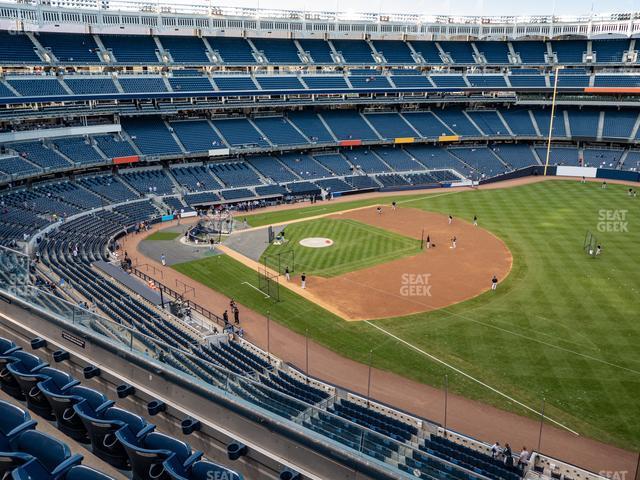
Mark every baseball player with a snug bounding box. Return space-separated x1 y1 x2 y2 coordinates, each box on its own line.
473 215 478 226
285 266 291 281
376 206 382 215
448 215 453 225
451 236 457 249
301 273 306 289
491 275 498 290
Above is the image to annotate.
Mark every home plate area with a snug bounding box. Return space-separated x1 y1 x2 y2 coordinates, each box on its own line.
299 237 335 248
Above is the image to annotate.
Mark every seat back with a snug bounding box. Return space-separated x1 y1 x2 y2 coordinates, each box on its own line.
116 428 172 479
144 432 191 464
14 430 71 472
0 399 31 436
0 338 19 356
65 465 115 480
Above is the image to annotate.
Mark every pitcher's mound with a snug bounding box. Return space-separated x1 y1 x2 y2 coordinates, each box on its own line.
299 237 334 248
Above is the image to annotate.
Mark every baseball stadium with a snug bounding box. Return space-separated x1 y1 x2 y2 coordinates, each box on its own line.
0 1 638 479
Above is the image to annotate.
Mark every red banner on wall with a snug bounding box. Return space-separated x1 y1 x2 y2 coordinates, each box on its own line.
113 155 140 165
339 139 363 147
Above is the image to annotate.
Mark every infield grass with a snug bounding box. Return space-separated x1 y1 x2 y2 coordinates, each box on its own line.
174 180 640 451
261 218 421 277
145 231 181 241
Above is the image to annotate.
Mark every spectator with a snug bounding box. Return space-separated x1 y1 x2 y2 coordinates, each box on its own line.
490 441 501 459
518 447 530 471
504 443 514 468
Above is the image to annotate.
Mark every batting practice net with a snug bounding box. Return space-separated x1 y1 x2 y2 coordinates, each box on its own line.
256 249 295 301
583 230 599 257
262 249 295 276
257 266 280 301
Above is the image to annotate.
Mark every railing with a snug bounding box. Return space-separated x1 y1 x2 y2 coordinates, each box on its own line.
130 265 225 327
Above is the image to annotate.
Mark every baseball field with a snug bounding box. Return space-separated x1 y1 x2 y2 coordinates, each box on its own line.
172 179 640 451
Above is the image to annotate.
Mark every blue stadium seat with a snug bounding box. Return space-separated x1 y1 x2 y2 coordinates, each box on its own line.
6 365 78 419
65 465 116 480
0 400 36 451
364 113 416 139
53 138 103 165
252 117 307 146
474 41 510 64
211 119 269 147
159 36 210 64
320 111 379 141
434 110 482 136
430 75 466 88
466 111 509 136
551 40 587 64
491 144 539 169
212 77 257 91
100 34 160 63
466 75 507 88
123 118 182 155
65 77 118 95
10 430 83 480
74 403 155 468
119 77 167 93
37 33 100 63
116 428 202 480
0 31 40 63
207 37 256 64
287 112 334 143
508 74 546 87
168 76 214 93
348 75 391 89
390 75 431 88
371 40 415 64
251 38 301 64
592 39 629 63
602 110 637 139
171 120 225 152
301 75 348 90
402 112 454 138
312 153 353 175
93 135 136 159
408 41 443 64
8 78 67 97
0 351 48 400
297 39 334 64
511 41 548 64
277 153 330 179
439 41 476 63
255 76 304 90
331 40 374 64
38 383 114 442
500 109 537 136
594 75 640 87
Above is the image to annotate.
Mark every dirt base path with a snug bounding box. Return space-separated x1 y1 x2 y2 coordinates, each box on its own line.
121 180 638 474
300 207 512 320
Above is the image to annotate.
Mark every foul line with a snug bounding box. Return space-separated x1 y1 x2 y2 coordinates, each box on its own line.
363 320 581 436
242 281 270 298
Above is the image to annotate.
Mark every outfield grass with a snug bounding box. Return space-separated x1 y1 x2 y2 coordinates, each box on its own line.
174 181 640 450
145 231 181 241
261 218 421 277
